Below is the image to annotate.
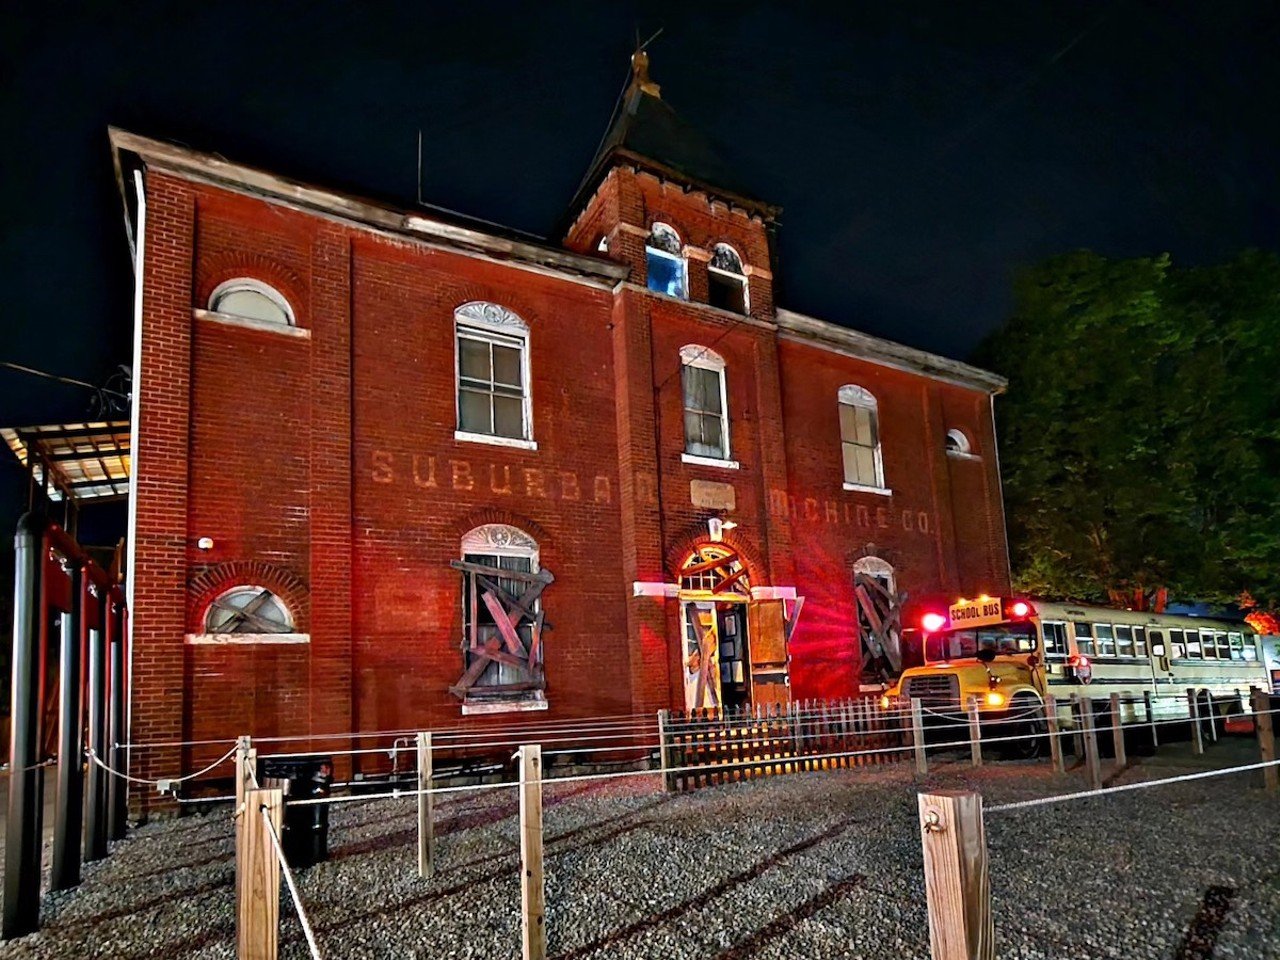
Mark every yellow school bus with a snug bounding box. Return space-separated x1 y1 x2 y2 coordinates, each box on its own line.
881 596 1267 758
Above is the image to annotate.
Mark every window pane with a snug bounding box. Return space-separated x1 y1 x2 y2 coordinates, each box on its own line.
647 250 686 298
855 406 874 446
1134 627 1147 657
1115 625 1133 656
855 446 876 485
1074 622 1094 655
839 402 858 441
492 344 522 388
459 388 491 433
842 444 860 484
215 288 290 325
701 415 724 456
708 272 746 313
493 395 523 438
459 337 491 380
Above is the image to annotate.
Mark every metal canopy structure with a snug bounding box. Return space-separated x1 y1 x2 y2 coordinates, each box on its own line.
1 421 131 504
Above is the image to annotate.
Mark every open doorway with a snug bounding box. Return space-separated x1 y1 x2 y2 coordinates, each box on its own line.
678 544 753 710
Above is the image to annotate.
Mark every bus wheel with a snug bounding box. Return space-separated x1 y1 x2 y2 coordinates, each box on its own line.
1000 695 1047 760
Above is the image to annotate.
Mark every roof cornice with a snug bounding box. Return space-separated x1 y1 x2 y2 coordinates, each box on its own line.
775 308 1007 394
108 127 630 286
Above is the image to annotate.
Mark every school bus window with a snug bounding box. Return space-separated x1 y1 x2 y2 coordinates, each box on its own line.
1214 632 1230 659
1186 632 1203 658
1095 623 1115 657
1041 621 1068 659
1228 632 1244 661
1073 621 1094 656
1115 624 1134 657
1168 628 1186 658
1201 631 1218 660
1133 626 1148 657
1241 636 1259 661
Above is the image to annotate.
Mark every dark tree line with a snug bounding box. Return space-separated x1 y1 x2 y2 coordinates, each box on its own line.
976 249 1280 610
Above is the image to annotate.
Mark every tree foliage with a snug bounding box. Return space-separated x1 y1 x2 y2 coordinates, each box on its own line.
976 249 1280 608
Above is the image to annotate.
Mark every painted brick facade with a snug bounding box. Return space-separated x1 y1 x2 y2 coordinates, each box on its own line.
115 99 1009 782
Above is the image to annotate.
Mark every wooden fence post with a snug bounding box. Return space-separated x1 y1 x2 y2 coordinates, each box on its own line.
1187 688 1204 755
1144 691 1158 748
967 697 982 768
1251 687 1277 793
519 745 545 960
1079 697 1102 790
911 697 928 777
1109 693 1126 769
657 710 673 792
1044 695 1064 774
237 787 283 960
417 732 434 878
234 737 255 902
917 790 994 960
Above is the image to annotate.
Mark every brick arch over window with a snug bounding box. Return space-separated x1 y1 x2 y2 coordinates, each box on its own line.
451 508 549 548
197 252 306 322
664 521 768 585
188 561 309 633
448 284 542 329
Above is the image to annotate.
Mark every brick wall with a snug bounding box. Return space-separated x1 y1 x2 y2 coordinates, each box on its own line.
128 162 1009 776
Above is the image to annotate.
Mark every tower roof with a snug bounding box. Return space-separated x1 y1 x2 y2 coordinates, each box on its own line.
563 51 780 230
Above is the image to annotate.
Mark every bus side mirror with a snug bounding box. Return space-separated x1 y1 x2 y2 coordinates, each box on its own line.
1152 643 1166 657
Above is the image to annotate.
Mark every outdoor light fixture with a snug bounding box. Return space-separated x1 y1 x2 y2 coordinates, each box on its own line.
196 537 214 551
985 691 1006 707
721 520 738 530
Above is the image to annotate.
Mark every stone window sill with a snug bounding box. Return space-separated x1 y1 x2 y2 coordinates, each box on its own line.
682 452 740 470
193 308 311 339
185 632 310 645
454 430 538 452
842 482 893 497
461 697 548 716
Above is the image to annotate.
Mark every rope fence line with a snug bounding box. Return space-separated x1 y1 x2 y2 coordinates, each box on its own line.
986 757 1280 812
85 744 238 787
261 806 324 960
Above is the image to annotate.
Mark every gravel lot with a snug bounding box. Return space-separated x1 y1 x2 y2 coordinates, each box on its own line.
2 738 1277 959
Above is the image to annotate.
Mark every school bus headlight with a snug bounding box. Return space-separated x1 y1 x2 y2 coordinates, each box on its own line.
880 694 891 710
985 692 1006 708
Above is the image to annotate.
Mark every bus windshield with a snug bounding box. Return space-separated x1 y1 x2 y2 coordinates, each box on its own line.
924 622 1037 663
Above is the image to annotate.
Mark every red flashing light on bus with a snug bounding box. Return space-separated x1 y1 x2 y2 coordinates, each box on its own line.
1006 600 1031 619
921 612 947 633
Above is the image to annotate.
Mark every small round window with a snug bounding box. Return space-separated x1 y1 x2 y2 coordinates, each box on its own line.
209 279 295 326
945 429 972 455
206 586 293 634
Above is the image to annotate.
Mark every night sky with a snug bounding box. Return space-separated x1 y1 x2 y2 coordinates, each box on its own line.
1 1 1277 542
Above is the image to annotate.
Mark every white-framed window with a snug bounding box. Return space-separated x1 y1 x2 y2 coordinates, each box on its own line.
1094 623 1115 657
839 385 885 490
1185 630 1203 658
1168 628 1186 658
945 428 974 456
680 345 731 462
1133 626 1148 658
1073 621 1094 657
1041 620 1069 659
208 278 295 327
707 243 748 314
646 222 687 299
205 585 293 634
460 524 543 704
1115 624 1134 657
454 301 533 448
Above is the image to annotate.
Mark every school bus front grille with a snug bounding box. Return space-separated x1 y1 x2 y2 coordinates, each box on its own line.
903 675 960 708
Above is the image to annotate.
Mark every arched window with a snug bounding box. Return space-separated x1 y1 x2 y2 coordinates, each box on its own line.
708 243 748 314
839 385 885 490
205 585 294 634
455 302 533 447
681 345 732 463
646 222 687 299
945 428 974 456
208 279 295 327
459 524 544 705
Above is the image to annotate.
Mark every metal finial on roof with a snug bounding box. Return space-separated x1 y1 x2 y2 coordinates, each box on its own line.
630 48 661 98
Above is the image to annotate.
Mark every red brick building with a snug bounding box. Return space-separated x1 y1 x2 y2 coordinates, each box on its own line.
111 53 1008 778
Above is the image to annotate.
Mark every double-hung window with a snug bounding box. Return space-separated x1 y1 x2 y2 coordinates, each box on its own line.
1094 623 1115 657
455 302 533 447
1115 624 1134 657
680 345 731 463
839 385 885 491
1041 621 1069 660
646 223 687 299
1073 621 1094 657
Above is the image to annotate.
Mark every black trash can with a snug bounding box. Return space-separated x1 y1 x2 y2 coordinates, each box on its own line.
257 755 333 868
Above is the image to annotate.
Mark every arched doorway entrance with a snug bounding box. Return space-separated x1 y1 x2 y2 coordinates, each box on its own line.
677 544 753 710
